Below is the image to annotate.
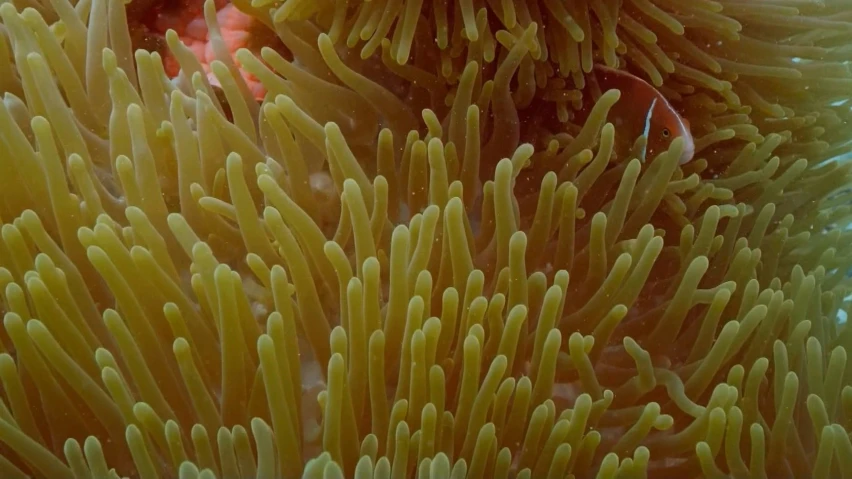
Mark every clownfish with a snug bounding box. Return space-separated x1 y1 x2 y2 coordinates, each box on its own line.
591 64 695 165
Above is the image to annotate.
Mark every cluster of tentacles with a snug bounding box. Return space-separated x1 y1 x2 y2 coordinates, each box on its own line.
0 0 851 477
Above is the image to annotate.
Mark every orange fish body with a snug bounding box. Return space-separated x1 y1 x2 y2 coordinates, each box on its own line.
592 65 694 164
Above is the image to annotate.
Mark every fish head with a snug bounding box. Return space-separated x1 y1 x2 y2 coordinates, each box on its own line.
645 99 695 164
591 64 696 164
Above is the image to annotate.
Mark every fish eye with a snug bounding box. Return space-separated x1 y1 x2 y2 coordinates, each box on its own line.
662 128 671 138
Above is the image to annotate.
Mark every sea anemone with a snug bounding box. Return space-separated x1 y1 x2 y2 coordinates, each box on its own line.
0 0 851 477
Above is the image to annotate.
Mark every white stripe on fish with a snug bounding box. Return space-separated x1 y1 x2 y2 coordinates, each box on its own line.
640 97 657 162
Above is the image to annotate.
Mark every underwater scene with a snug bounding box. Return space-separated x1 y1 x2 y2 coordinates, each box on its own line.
0 0 850 477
